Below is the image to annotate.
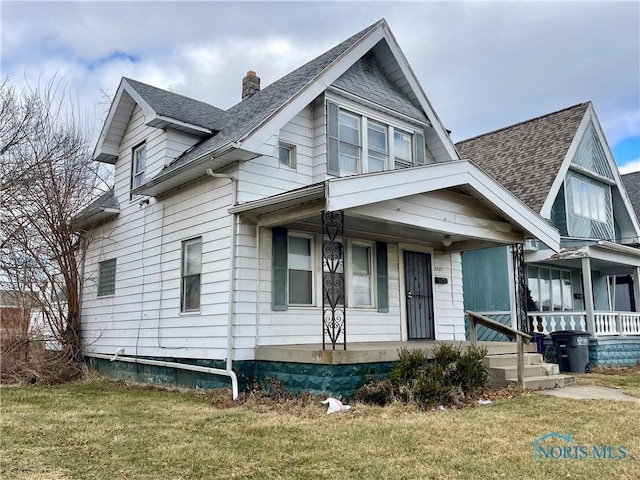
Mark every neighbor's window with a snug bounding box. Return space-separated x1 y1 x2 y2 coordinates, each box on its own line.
351 243 373 307
278 143 296 169
181 237 202 312
527 266 573 312
288 234 313 305
97 258 116 297
571 177 607 223
131 143 146 191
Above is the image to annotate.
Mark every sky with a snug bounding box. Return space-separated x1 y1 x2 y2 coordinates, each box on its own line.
2 1 639 174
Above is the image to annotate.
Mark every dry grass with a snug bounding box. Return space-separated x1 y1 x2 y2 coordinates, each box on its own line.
1 376 639 480
575 365 640 397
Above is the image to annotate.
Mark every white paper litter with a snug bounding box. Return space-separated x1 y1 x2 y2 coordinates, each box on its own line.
321 397 352 414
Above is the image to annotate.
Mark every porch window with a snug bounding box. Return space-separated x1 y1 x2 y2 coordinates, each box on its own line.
527 266 573 311
571 177 607 223
181 237 202 312
288 234 313 305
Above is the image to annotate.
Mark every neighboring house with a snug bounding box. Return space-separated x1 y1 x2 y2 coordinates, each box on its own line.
457 103 640 366
79 19 560 395
622 171 640 235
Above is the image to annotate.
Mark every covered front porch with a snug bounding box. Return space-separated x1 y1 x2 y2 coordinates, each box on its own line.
231 161 560 353
525 241 640 338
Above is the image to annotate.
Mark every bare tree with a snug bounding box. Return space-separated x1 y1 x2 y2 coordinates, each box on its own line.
1 76 102 382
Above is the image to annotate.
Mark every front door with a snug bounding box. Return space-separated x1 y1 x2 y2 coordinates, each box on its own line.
404 251 435 340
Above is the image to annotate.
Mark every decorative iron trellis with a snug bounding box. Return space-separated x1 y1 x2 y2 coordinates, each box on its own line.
512 243 531 333
322 211 346 350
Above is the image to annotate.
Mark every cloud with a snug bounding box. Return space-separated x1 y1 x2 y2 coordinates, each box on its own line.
1 1 638 166
619 159 640 175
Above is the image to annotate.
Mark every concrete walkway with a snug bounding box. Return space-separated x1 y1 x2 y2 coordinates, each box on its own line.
537 385 640 403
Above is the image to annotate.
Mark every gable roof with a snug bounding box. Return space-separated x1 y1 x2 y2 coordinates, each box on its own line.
156 20 387 177
123 78 228 131
456 103 590 214
622 171 640 219
126 19 459 197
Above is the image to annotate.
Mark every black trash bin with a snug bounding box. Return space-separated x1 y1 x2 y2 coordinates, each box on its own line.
550 330 590 373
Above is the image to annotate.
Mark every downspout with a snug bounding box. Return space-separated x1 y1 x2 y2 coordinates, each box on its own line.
206 169 237 375
84 352 238 399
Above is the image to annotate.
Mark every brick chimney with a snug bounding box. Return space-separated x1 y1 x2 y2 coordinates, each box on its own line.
242 71 260 100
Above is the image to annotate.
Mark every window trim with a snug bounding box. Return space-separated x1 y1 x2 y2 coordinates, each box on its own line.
181 237 202 313
278 142 296 169
97 258 116 297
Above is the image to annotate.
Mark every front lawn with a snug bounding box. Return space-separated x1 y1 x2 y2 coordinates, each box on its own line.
1 376 639 479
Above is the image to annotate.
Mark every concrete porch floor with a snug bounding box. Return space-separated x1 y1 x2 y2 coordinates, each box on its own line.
255 340 537 365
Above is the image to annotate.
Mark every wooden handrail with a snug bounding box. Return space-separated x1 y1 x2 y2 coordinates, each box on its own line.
466 310 532 388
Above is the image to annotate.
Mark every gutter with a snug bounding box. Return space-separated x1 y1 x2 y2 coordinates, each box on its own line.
84 352 238 400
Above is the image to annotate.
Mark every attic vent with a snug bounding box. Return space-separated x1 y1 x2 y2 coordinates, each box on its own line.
362 55 374 75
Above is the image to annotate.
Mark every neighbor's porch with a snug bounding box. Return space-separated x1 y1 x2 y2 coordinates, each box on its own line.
525 241 640 338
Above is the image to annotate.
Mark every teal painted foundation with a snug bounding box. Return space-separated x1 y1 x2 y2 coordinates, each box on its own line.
87 356 395 399
540 337 640 368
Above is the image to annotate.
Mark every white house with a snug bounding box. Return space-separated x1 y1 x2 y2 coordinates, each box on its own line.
79 19 560 397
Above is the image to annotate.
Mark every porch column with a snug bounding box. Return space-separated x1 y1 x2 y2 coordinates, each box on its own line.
582 257 596 336
634 267 640 314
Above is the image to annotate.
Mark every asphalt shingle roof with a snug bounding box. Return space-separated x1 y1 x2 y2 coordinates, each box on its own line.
455 103 590 213
75 188 119 218
622 171 640 220
155 19 385 177
124 78 229 132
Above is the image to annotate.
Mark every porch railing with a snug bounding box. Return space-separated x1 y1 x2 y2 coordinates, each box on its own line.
527 311 640 337
467 311 531 388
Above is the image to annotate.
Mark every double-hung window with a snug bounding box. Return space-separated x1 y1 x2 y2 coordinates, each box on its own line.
338 112 361 174
287 234 313 305
131 143 146 192
394 129 414 167
367 121 388 172
351 243 373 307
181 237 202 312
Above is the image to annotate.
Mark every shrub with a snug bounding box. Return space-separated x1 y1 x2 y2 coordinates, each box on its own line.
354 343 488 409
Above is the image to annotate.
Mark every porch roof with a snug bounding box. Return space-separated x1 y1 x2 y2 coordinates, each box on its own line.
544 241 640 274
229 160 560 252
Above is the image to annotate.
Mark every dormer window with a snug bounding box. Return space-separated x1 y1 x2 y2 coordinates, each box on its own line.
131 143 146 191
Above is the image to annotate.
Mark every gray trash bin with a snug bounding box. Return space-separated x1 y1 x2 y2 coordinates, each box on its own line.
550 330 590 373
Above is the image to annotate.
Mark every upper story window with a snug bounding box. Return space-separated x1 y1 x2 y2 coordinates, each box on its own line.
278 142 296 169
131 143 146 191
571 177 607 223
327 100 425 177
